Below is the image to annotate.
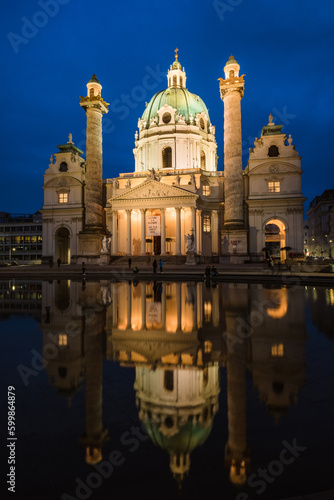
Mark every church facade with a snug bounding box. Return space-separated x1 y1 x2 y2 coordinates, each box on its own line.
41 52 304 264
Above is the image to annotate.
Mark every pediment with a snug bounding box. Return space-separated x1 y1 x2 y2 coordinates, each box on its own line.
44 175 82 188
249 161 301 175
109 179 198 203
110 331 198 364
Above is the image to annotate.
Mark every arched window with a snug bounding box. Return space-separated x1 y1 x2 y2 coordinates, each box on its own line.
229 69 235 78
203 367 209 387
162 146 172 168
164 370 174 391
200 150 206 169
89 88 94 97
59 162 68 172
200 118 205 130
180 76 183 87
58 367 67 378
173 75 177 86
268 145 279 157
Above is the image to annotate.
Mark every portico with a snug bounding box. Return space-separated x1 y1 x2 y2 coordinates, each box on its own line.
106 179 199 256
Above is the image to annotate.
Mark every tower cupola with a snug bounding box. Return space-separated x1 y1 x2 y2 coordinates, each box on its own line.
87 74 102 98
167 48 187 89
224 54 240 79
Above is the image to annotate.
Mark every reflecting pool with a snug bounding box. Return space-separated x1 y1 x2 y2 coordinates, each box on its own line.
1 279 334 500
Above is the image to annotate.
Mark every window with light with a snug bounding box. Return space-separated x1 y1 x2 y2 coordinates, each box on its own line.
271 343 284 356
58 334 68 346
202 184 210 196
268 181 280 193
203 214 211 232
58 192 68 203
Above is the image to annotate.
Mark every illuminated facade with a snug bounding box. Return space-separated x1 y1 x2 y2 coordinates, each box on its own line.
41 52 304 263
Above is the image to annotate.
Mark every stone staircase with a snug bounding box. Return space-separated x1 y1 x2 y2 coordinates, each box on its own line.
110 255 187 265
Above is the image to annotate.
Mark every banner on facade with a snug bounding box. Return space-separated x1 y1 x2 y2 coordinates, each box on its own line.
146 302 162 324
146 215 161 236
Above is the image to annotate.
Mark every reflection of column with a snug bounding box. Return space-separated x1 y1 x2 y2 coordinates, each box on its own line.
196 210 202 254
176 283 182 331
212 210 218 255
197 282 203 328
191 207 196 253
141 282 146 330
212 286 219 327
127 282 131 329
193 284 197 331
140 209 146 256
175 208 181 255
162 283 166 330
80 284 108 464
112 210 118 255
224 285 249 485
126 209 132 256
161 208 166 255
112 283 118 327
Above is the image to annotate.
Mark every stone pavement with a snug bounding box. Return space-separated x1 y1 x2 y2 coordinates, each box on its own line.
0 261 333 286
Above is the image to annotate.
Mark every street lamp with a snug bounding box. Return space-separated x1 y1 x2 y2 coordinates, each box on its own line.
9 247 16 262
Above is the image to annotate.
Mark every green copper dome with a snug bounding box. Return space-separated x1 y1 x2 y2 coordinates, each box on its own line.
143 419 213 455
88 74 100 84
142 87 211 127
225 54 238 66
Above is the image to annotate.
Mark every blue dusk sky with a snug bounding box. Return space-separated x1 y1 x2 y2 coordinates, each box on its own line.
1 0 333 216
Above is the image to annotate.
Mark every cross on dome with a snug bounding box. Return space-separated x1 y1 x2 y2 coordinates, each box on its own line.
168 48 186 88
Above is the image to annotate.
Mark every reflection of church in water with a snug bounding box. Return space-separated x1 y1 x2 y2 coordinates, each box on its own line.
41 279 307 485
41 50 305 264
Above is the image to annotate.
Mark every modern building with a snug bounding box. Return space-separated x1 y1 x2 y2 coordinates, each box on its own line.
41 52 305 264
307 189 334 258
0 211 42 264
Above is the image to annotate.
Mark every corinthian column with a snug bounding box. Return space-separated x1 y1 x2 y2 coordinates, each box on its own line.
140 209 146 256
175 208 181 255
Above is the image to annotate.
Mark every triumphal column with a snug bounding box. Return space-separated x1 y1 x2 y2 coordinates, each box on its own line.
219 56 248 262
78 75 109 263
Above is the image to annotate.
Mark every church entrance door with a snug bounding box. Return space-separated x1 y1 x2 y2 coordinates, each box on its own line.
264 219 286 262
154 236 161 255
55 227 70 264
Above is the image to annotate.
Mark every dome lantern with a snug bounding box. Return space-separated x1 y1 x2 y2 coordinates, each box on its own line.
167 48 187 89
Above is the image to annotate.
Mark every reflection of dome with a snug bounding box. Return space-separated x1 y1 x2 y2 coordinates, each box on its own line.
144 418 213 454
142 88 210 127
144 418 213 482
135 364 219 481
